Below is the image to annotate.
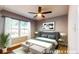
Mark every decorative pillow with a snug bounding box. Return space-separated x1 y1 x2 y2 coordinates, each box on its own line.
41 34 48 38
48 35 56 39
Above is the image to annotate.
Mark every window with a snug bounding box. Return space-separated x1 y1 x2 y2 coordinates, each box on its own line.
20 21 30 37
5 17 31 38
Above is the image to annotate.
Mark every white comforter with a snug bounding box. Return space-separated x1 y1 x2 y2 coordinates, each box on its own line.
27 37 57 49
36 37 58 46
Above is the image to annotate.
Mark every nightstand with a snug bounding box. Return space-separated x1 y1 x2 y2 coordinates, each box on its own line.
58 39 67 47
57 39 68 54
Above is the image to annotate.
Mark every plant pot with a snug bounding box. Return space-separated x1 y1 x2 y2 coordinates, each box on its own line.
2 48 7 53
0 49 3 53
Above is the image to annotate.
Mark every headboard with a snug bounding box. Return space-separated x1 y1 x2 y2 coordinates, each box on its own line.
37 32 60 41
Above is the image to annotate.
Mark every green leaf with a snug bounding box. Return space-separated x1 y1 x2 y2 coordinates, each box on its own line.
0 32 9 48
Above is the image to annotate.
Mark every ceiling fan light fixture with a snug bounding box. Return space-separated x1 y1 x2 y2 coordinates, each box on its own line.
37 13 42 17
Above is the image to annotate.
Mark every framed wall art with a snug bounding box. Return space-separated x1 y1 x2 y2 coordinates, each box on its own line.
42 22 55 31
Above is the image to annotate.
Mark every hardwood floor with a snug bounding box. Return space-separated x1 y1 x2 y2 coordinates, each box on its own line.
0 43 21 54
56 45 68 54
0 43 68 54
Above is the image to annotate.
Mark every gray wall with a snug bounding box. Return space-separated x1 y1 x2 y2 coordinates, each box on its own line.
31 21 36 38
0 13 5 34
36 15 68 33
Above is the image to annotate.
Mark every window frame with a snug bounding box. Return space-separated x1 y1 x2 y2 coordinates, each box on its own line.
4 17 31 38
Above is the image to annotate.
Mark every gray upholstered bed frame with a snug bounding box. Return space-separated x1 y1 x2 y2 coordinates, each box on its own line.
37 32 60 41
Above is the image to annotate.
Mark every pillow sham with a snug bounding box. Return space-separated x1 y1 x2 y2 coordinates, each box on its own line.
41 34 48 38
48 35 56 39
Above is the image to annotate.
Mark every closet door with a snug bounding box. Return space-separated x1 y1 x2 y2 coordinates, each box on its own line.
68 5 78 54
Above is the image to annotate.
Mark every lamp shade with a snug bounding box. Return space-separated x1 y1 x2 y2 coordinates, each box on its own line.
35 32 38 34
60 33 66 36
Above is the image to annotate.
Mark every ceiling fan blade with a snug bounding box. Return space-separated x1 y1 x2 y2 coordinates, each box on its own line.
42 15 45 18
28 12 37 14
42 11 52 14
34 15 37 18
38 6 41 13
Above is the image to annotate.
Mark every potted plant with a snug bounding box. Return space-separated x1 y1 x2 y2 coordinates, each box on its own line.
0 32 9 53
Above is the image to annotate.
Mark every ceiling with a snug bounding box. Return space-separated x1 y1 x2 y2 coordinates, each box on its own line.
0 5 68 20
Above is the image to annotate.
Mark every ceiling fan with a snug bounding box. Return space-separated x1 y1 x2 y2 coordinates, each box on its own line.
28 6 52 18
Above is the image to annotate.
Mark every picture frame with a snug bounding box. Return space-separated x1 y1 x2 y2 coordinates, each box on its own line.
42 22 55 31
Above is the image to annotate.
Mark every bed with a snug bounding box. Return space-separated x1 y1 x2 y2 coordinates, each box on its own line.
23 32 60 53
